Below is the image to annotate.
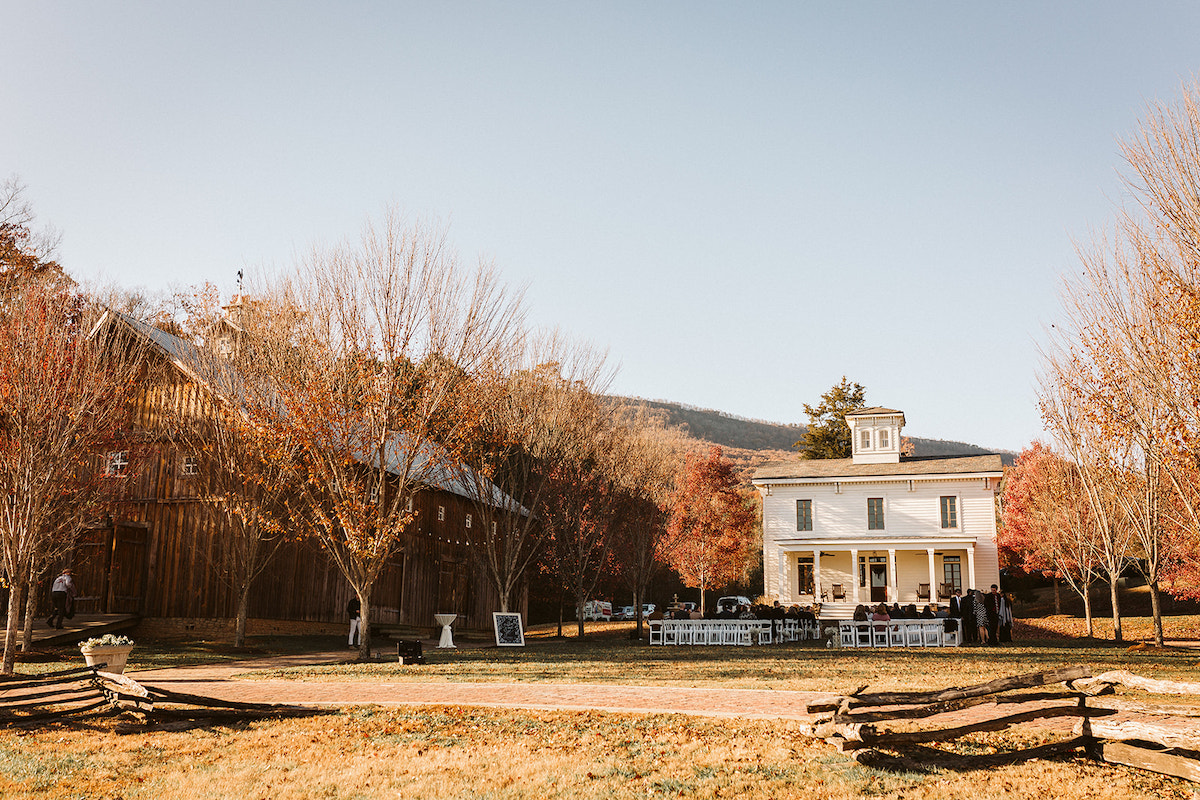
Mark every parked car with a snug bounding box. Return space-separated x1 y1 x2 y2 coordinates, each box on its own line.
716 595 752 614
614 605 637 621
642 603 656 616
579 600 612 621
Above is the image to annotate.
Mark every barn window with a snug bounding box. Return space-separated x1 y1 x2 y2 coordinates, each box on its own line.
437 505 445 521
104 451 129 477
465 514 472 528
180 454 199 476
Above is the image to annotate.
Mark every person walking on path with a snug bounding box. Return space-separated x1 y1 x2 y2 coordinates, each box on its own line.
985 584 1003 645
347 595 361 648
47 568 77 629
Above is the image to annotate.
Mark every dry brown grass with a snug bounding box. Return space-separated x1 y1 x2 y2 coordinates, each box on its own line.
0 707 1192 800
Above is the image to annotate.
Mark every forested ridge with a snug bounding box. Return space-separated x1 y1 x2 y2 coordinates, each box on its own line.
613 396 1013 463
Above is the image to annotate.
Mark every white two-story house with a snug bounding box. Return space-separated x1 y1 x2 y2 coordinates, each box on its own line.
752 407 1003 618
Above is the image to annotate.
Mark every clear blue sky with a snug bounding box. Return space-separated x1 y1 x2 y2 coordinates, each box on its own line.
6 2 1199 451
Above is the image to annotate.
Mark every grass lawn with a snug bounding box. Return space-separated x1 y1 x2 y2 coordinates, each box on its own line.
4 616 1200 798
0 706 1192 800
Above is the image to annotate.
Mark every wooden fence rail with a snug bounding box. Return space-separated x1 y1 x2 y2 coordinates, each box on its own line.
1 666 326 732
802 664 1200 783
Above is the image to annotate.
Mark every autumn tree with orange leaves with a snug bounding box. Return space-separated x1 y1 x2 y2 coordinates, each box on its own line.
1037 80 1200 644
247 210 522 659
663 446 755 615
0 286 147 675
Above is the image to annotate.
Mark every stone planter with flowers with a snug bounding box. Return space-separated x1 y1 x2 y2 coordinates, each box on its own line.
79 634 135 674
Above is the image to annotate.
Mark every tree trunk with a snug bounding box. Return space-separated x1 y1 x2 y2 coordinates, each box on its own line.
1082 581 1093 638
21 580 35 651
633 586 643 637
556 592 563 638
1053 578 1061 614
1109 577 1123 643
1149 581 1164 647
3 582 25 676
356 587 372 660
575 588 586 639
699 579 707 616
234 586 250 648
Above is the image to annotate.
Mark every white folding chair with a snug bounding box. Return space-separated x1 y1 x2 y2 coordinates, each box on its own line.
922 622 942 647
906 622 924 647
872 622 889 647
649 621 663 645
839 622 855 648
662 621 678 645
757 622 772 645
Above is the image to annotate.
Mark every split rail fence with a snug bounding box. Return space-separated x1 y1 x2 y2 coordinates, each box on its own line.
0 664 324 732
802 664 1200 783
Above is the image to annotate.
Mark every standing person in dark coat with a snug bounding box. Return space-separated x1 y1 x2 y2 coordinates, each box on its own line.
949 590 962 618
960 589 977 644
985 584 1002 645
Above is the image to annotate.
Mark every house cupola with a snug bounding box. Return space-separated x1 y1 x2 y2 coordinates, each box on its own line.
846 407 905 464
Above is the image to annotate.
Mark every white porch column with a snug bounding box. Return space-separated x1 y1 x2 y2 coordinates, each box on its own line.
888 548 897 603
777 549 787 602
850 548 860 604
967 545 977 591
813 550 822 601
927 548 936 600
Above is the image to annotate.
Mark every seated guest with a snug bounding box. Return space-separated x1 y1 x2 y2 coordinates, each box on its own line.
738 605 756 620
872 603 891 621
905 604 919 618
647 609 664 621
920 604 936 618
852 605 868 622
689 610 702 620
891 602 904 618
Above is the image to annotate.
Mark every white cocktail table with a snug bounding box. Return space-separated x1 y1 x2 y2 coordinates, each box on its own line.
434 613 458 649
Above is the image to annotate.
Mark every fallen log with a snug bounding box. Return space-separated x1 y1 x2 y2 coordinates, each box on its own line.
835 705 1116 746
853 736 1091 772
1071 670 1200 697
1092 740 1200 783
1075 716 1200 752
807 665 1091 712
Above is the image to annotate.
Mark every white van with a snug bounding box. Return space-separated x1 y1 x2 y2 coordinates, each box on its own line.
579 600 612 621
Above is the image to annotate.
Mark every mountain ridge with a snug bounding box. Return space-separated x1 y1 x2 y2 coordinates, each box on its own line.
615 396 1015 465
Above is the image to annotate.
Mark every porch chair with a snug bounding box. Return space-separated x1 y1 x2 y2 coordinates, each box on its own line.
916 583 930 602
937 583 952 600
831 583 846 601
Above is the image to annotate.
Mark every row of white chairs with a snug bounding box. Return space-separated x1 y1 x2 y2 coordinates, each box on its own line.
838 619 960 648
648 618 822 646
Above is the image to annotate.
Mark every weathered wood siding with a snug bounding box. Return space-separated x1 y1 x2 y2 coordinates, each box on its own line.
63 342 518 630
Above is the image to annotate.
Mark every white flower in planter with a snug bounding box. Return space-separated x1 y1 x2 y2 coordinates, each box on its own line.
79 634 134 651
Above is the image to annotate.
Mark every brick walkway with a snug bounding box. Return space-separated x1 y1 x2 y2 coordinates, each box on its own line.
129 653 833 720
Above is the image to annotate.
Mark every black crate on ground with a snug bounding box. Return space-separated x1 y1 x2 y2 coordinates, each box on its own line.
398 640 425 665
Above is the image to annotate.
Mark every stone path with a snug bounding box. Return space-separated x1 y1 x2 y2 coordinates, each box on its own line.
129 653 832 720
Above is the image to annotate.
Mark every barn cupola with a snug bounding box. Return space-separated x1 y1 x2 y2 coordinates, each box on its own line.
846 407 905 465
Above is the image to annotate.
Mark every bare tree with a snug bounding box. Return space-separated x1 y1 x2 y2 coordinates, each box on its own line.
610 405 687 637
0 286 146 674
246 210 522 658
451 333 612 615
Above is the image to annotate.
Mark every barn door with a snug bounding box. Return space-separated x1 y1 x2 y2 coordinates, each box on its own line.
69 528 111 614
107 525 147 614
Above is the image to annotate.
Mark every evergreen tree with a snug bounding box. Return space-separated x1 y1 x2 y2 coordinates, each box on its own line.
795 377 865 459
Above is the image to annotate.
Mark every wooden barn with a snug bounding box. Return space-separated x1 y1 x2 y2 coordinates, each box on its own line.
59 311 521 635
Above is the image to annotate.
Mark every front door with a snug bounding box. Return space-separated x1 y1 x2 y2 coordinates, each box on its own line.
870 564 888 603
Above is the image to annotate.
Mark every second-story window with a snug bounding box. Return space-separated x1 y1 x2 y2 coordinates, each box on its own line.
867 497 885 530
104 451 129 477
796 499 813 531
860 430 871 450
940 496 958 528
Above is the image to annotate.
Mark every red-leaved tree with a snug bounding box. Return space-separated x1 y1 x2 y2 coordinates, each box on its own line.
663 446 755 614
